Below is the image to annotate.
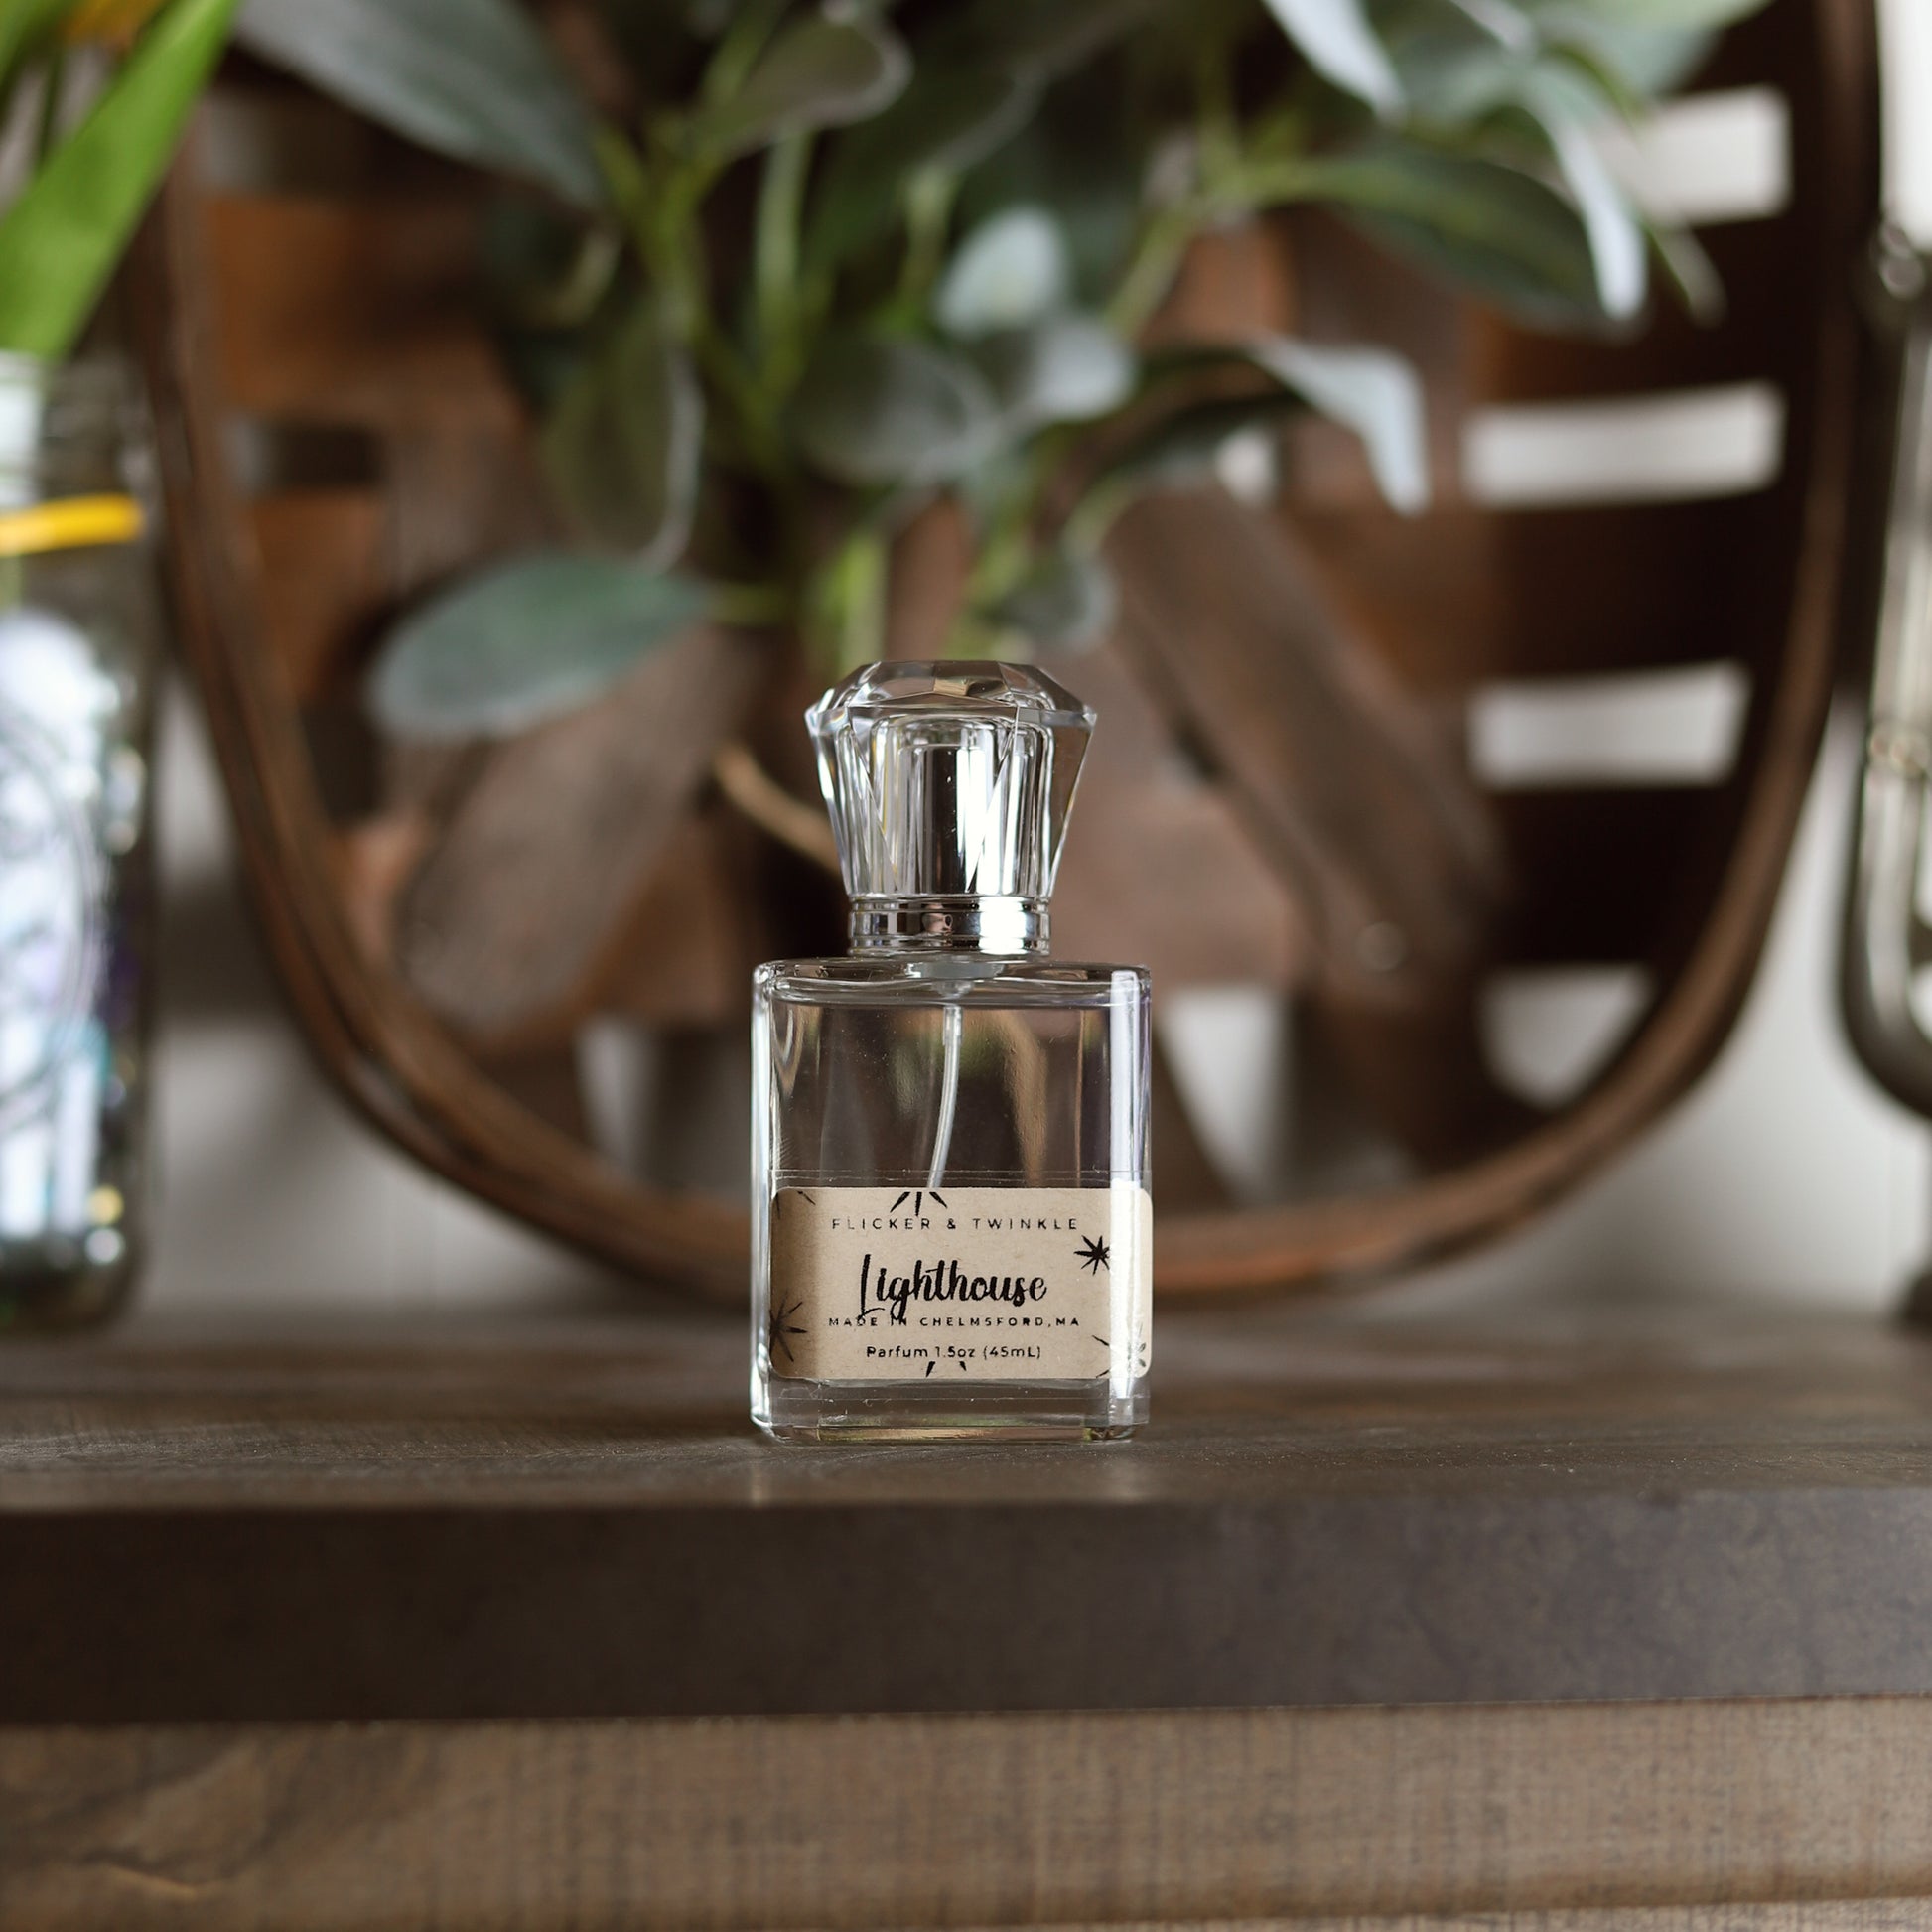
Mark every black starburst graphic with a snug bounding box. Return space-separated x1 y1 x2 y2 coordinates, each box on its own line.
766 1295 806 1368
1075 1235 1111 1274
888 1189 948 1215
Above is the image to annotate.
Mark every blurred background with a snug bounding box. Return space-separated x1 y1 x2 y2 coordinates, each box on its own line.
149 690 1931 1316
142 0 1932 1313
9 0 1929 1321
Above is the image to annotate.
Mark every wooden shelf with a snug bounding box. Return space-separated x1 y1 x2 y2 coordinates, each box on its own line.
11 1297 1932 1926
4 1300 1932 1723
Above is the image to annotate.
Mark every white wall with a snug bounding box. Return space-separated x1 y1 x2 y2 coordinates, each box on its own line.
1402 705 1929 1312
150 681 616 1313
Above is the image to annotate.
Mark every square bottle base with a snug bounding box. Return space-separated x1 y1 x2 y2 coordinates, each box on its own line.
755 1376 1148 1443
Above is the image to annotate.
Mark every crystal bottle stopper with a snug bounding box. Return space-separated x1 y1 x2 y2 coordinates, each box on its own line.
805 661 1096 954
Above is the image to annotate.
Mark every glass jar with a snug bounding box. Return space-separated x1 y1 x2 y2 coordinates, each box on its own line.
0 353 159 1328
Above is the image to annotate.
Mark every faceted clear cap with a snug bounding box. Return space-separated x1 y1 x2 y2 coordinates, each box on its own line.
806 661 1095 903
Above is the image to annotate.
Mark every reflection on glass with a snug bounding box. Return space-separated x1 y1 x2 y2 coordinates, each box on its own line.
0 354 156 1328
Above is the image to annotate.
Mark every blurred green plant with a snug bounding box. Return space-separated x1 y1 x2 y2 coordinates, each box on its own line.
226 0 1768 739
0 0 240 359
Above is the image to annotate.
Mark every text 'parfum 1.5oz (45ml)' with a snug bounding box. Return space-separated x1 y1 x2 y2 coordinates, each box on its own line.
751 662 1151 1442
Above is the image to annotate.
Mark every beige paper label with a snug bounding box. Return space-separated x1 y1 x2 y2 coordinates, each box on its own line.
766 1185 1152 1383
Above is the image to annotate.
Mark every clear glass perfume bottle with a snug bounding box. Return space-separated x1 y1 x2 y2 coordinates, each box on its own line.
751 661 1151 1443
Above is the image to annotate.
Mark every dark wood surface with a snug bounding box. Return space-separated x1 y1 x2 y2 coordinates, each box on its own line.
5 1301 1932 1724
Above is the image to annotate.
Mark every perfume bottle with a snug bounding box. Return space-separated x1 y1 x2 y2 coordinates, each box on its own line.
751 661 1151 1442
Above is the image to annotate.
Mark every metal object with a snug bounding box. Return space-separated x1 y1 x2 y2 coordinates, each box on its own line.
1842 225 1932 1114
1844 0 1932 1117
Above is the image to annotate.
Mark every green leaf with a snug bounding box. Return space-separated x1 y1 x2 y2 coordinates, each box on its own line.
1108 336 1428 512
236 0 603 208
1647 215 1723 322
480 200 618 331
1375 18 1649 319
0 0 72 94
805 66 1041 273
1382 19 1526 120
1096 390 1309 498
1550 21 1712 94
791 333 1000 486
1532 0 1759 26
944 0 1164 81
541 304 703 565
1437 0 1536 46
1290 144 1603 328
1512 81 1646 318
954 76 1143 303
984 549 1117 651
1522 3 1722 92
600 0 739 53
690 7 910 159
935 206 1070 338
974 314 1136 430
1242 336 1429 512
1262 0 1403 115
1379 2 1719 115
0 0 240 360
368 553 709 741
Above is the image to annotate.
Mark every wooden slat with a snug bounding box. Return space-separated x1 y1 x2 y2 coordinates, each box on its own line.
7 1700 1932 1930
6 1308 1932 1719
1054 647 1307 988
1468 215 1806 408
468 1039 591 1144
1312 986 1545 1158
1112 491 1506 1007
1295 499 1784 687
379 415 553 603
326 812 433 969
589 807 773 1029
1055 773 1310 985
1498 788 1714 967
393 626 764 1043
205 194 514 426
246 490 385 703
1149 1031 1239 1208
199 81 471 199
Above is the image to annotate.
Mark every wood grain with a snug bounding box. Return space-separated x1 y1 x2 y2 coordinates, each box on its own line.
8 1308 1932 1925
206 194 512 426
392 624 762 1039
7 1701 1932 1930
7 1310 1932 1721
246 490 386 704
1111 491 1505 1007
1292 500 1782 689
1052 647 1306 989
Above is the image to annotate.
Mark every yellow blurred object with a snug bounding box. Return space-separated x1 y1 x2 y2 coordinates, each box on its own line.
0 492 146 557
60 0 168 45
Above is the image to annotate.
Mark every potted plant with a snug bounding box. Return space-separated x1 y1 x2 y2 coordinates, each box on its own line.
232 0 1746 719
